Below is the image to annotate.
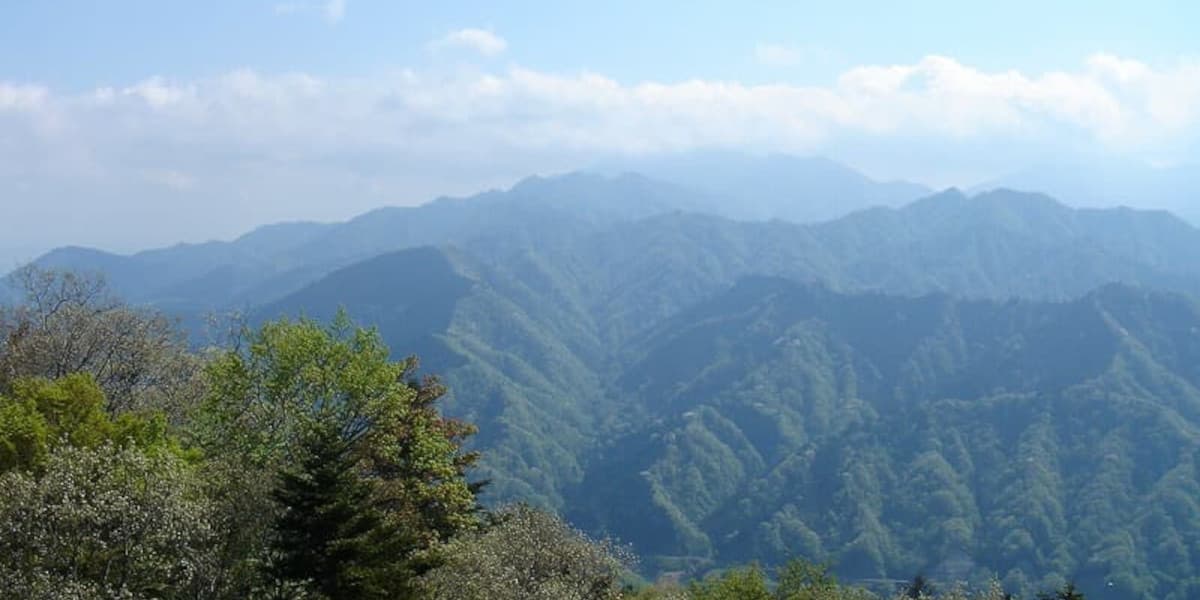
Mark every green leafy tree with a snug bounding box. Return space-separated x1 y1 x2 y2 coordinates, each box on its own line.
688 565 773 600
198 314 482 593
621 582 690 600
777 558 874 600
0 373 175 473
0 396 47 471
421 505 630 600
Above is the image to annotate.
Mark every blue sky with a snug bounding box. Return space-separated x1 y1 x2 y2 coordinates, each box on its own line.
4 1 1197 87
2 1 1199 262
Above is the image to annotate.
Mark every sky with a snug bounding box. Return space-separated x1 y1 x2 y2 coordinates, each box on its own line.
2 0 1200 264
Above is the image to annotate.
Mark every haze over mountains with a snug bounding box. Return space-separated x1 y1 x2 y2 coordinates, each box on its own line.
976 159 1200 226
595 152 933 223
9 155 1200 598
6 152 1199 270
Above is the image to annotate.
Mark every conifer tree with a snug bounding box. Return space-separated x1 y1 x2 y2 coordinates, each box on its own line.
269 422 407 599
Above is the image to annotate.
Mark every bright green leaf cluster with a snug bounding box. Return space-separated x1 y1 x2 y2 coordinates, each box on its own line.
0 373 176 473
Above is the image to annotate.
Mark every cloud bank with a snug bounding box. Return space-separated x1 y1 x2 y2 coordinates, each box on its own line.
7 53 1194 161
2 50 1199 260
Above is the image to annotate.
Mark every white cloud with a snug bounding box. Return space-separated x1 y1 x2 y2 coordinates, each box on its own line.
3 53 1200 255
0 83 48 111
5 54 1199 163
430 28 508 57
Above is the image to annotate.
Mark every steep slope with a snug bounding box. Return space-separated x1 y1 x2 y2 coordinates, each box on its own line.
253 246 609 508
572 278 1200 599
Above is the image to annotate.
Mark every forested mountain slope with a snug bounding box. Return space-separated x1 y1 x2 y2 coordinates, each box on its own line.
14 177 1200 599
575 278 1200 599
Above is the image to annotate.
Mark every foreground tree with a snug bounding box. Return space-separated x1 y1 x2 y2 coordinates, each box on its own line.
0 373 174 473
269 421 418 599
0 443 220 598
682 558 879 600
421 505 630 600
0 267 204 418
198 314 482 594
777 559 874 600
688 566 773 600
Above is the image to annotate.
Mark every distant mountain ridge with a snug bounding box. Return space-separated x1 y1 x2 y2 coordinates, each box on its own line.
975 159 1200 226
597 151 933 223
12 154 931 307
17 172 705 311
19 180 1200 318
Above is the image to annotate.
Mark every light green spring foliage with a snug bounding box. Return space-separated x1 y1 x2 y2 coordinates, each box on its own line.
775 560 875 600
200 312 479 526
198 313 481 594
421 504 631 600
657 560 1013 600
684 560 876 600
688 565 774 600
0 373 175 473
202 314 473 471
0 443 220 598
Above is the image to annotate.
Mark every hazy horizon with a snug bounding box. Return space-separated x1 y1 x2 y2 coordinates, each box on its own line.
4 1 1200 263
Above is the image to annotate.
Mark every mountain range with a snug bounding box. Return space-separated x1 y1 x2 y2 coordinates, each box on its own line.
10 158 1200 598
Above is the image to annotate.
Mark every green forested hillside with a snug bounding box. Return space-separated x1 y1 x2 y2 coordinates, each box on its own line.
253 253 1200 598
17 179 1200 598
576 278 1200 599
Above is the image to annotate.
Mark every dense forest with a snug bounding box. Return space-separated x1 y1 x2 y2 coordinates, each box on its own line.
0 267 1088 599
12 174 1200 598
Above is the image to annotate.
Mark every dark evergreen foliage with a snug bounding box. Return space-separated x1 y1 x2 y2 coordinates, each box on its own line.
269 422 402 598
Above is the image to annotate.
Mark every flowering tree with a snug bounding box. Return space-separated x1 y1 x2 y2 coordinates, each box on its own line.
0 443 221 598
